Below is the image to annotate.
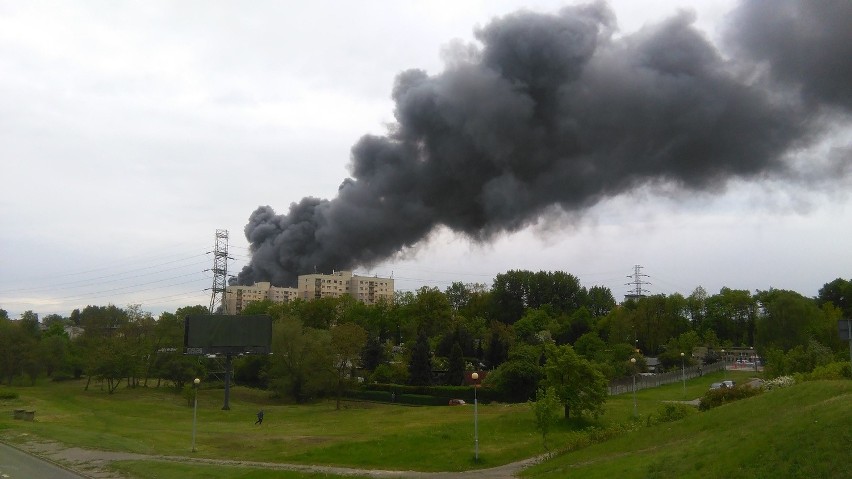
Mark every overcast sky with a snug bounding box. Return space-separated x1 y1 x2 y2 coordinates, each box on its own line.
2 0 850 320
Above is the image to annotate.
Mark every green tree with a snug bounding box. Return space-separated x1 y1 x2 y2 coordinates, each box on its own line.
817 278 852 318
513 308 556 344
587 286 616 318
555 307 593 345
41 313 68 328
295 296 340 329
240 299 276 316
269 316 333 402
40 332 71 378
123 304 156 387
490 270 530 324
0 312 42 385
705 288 758 345
531 386 562 449
330 322 367 409
597 305 634 347
408 333 432 386
153 306 206 389
360 335 386 372
756 289 824 352
19 311 41 339
408 287 453 338
491 270 587 325
686 286 708 328
574 331 607 363
485 321 512 368
632 294 689 355
486 352 542 402
445 282 474 312
764 339 835 378
444 282 490 322
437 323 476 357
446 342 465 386
542 344 608 419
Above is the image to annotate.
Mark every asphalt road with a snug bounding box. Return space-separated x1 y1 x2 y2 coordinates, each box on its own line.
0 442 87 479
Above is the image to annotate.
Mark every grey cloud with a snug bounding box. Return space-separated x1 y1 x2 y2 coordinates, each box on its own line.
237 1 851 286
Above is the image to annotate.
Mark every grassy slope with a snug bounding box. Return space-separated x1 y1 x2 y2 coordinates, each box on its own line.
110 461 373 479
0 379 541 471
2 372 850 479
522 380 852 479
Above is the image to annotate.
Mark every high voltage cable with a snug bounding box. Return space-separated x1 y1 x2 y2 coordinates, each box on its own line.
0 257 209 294
30 272 209 302
1 246 207 284
10 277 211 316
0 248 213 315
28 284 211 317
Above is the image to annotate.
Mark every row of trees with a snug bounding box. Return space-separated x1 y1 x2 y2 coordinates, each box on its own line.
1 274 850 419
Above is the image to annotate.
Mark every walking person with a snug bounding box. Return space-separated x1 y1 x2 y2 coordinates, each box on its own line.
255 409 264 425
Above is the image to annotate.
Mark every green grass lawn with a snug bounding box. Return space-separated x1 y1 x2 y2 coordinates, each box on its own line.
4 370 847 479
110 461 374 479
0 379 543 471
522 379 852 479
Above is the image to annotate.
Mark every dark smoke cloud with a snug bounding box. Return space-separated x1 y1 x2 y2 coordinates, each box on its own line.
725 0 852 110
237 1 852 287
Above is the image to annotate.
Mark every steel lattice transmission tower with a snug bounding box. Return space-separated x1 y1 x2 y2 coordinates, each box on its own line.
208 229 230 314
624 264 651 301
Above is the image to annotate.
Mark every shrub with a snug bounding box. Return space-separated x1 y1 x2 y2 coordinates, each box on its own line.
487 358 541 402
363 383 499 403
183 385 202 407
762 376 795 391
0 390 19 400
699 384 762 411
370 363 408 384
796 362 852 381
649 402 697 425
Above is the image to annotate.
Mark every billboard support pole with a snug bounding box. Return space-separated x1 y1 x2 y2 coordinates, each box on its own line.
222 354 232 410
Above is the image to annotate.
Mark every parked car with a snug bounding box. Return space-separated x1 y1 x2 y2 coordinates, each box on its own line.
710 380 736 390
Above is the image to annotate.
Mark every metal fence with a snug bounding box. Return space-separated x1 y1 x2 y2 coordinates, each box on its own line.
608 361 725 395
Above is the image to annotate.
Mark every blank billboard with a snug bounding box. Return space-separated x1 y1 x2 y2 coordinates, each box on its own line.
840 319 852 341
184 314 272 355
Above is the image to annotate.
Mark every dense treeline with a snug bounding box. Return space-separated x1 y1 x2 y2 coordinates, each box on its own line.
1 273 850 418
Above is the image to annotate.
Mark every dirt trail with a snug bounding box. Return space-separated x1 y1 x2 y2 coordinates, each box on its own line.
1 435 551 479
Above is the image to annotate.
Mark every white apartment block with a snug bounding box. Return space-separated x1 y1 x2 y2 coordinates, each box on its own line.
225 271 393 314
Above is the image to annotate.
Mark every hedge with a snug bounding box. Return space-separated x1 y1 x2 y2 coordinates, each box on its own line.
360 383 501 403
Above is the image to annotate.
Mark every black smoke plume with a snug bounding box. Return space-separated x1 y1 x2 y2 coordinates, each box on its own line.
237 0 851 287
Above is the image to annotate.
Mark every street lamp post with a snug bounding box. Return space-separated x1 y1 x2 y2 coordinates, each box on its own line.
471 372 479 462
680 352 686 397
629 358 637 418
751 346 757 372
191 378 200 452
721 349 726 380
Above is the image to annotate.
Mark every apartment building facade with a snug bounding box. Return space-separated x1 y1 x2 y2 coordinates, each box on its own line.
225 271 393 314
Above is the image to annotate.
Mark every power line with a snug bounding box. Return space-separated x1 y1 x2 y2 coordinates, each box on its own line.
0 256 209 295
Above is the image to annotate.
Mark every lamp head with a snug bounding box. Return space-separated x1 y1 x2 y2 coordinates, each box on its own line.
471 372 479 381
193 378 200 385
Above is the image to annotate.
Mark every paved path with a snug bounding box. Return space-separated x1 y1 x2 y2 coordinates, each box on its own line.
2 437 551 479
0 442 87 479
